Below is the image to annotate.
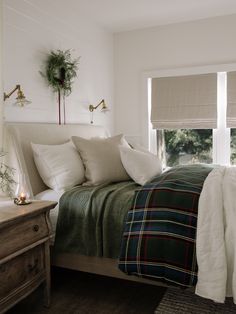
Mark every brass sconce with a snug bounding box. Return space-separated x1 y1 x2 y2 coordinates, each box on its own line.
89 99 108 112
3 84 31 107
89 99 109 124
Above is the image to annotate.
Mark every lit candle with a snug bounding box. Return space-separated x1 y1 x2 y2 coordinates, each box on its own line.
19 192 26 202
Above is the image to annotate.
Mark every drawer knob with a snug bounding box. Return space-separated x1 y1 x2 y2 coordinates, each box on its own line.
33 224 39 232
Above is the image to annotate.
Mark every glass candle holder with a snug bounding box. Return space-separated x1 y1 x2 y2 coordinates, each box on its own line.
14 173 31 205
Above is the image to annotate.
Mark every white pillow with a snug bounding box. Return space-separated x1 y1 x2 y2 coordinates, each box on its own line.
31 141 85 192
71 134 130 185
119 146 162 185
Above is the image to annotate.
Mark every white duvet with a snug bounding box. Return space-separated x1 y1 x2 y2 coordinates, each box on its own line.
196 166 236 303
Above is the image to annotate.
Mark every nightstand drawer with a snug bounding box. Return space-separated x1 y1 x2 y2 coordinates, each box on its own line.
0 245 44 300
0 214 49 259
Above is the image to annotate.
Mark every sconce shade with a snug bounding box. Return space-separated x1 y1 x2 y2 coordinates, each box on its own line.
4 84 31 107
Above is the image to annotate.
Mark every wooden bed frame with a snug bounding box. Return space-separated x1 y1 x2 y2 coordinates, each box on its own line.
6 122 168 288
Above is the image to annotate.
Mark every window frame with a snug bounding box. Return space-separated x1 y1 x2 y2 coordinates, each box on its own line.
142 63 236 165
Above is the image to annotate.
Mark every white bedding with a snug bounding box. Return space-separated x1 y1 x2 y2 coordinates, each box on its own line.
196 166 236 304
35 189 63 233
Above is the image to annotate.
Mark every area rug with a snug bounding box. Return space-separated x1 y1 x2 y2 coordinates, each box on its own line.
155 289 236 314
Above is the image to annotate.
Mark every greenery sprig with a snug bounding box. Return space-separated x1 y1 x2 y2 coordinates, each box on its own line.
40 49 79 96
0 163 16 197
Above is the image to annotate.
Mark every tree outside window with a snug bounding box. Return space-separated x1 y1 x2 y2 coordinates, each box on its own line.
162 129 213 167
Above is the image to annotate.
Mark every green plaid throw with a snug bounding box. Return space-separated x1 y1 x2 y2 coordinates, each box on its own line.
119 164 213 287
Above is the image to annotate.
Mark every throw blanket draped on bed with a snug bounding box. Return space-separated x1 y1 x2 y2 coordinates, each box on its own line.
54 181 138 258
196 166 236 304
118 164 213 287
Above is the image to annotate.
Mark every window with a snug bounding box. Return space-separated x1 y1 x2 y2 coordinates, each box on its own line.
151 71 236 166
163 129 212 167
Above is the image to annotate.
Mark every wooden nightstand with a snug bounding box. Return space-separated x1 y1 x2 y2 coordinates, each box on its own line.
0 200 57 313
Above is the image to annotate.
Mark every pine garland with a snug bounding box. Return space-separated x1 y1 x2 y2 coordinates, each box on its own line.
40 49 80 124
40 49 79 96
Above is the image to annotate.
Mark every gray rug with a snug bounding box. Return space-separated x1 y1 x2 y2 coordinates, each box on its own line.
155 289 236 314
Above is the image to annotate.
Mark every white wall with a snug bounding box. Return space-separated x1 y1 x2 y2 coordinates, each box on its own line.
3 0 114 132
114 14 236 146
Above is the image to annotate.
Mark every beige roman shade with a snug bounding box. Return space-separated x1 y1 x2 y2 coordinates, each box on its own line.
227 71 236 128
151 73 217 129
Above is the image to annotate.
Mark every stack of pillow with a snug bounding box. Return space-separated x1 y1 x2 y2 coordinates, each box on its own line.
31 134 162 193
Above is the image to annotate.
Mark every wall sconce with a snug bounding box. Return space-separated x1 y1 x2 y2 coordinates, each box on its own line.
89 99 109 124
4 84 31 107
89 99 108 112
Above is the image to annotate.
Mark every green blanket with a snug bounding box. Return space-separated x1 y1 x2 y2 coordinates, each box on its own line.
54 181 138 258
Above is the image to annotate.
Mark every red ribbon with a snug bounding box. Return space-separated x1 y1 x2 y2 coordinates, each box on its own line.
63 94 66 125
58 89 61 125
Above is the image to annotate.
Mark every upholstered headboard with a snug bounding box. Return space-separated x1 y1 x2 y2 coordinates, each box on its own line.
6 123 109 197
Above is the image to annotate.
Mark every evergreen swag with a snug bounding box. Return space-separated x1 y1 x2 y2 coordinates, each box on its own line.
40 49 79 124
41 49 79 96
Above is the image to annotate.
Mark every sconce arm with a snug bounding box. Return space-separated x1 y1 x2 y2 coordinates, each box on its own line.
3 85 21 101
89 99 105 112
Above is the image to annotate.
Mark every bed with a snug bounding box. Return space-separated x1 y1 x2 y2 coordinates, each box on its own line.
6 122 235 304
6 122 168 287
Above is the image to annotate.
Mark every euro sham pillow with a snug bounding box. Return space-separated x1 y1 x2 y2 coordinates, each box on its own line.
31 141 85 192
119 146 162 185
71 134 130 185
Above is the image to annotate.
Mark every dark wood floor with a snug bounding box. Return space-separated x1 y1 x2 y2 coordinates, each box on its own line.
8 267 166 314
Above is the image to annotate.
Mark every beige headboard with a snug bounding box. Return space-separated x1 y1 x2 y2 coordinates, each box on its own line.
6 123 109 197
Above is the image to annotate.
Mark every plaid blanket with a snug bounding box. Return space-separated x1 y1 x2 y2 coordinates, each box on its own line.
118 164 213 287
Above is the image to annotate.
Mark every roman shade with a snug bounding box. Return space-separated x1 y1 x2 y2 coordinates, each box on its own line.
227 71 236 128
151 73 217 129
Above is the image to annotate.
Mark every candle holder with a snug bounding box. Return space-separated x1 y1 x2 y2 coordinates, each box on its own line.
14 173 32 206
14 195 31 205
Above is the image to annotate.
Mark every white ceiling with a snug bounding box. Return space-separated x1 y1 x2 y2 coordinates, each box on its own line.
26 0 236 33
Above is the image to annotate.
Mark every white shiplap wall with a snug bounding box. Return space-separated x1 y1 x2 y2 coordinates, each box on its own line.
3 0 114 132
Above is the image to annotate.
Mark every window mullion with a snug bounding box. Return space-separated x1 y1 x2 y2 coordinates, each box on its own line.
213 72 230 165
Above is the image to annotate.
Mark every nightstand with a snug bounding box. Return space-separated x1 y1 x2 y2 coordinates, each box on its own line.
0 200 57 313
